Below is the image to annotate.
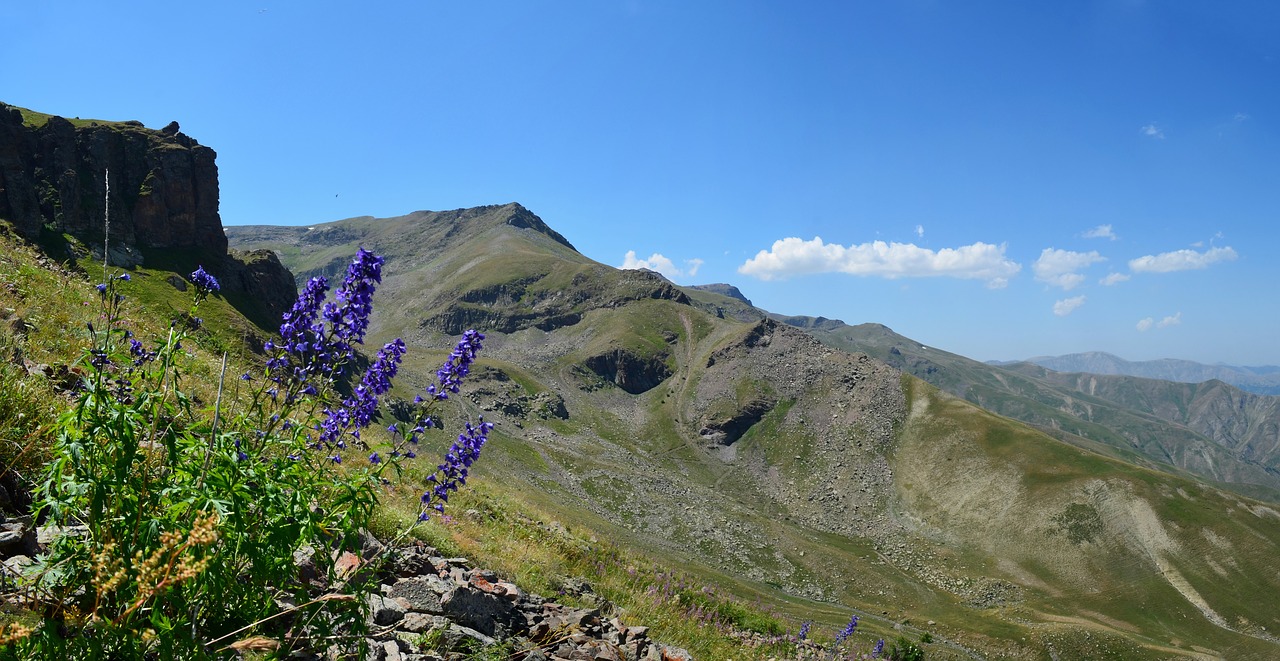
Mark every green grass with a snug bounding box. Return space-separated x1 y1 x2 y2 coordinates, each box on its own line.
13 105 139 130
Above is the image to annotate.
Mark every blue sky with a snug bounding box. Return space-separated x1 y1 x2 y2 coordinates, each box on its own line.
5 1 1278 365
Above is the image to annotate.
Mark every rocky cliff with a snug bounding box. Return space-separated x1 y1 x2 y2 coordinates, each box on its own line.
0 103 294 326
0 103 225 254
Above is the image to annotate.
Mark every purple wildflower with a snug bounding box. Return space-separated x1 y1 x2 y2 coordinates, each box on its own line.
423 330 485 403
189 265 220 293
117 273 130 281
316 339 406 451
797 620 811 641
417 417 492 520
322 248 383 356
833 614 858 650
872 639 885 658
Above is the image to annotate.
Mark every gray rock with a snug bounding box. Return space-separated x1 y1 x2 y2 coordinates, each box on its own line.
387 576 448 614
367 594 407 626
441 585 517 637
445 622 494 647
398 612 436 633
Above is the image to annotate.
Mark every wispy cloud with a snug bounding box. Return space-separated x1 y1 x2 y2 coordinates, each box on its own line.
1082 224 1117 240
737 237 1021 288
1054 296 1086 317
915 224 924 238
1129 246 1237 273
1033 248 1105 290
1099 272 1130 286
1234 112 1250 123
1141 123 1165 139
621 250 704 281
1137 312 1182 332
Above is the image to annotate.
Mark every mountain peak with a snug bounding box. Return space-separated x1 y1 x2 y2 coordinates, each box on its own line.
498 202 575 251
686 283 752 306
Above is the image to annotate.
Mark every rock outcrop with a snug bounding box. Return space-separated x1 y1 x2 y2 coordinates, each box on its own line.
0 103 224 254
0 103 295 324
358 543 691 661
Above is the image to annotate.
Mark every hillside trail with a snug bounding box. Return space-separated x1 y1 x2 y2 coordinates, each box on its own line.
656 311 722 458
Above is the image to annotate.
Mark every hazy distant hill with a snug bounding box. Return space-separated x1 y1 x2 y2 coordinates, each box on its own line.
1000 351 1280 395
227 205 1280 659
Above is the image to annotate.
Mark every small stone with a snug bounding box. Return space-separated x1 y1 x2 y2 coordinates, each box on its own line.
398 612 434 633
367 594 406 626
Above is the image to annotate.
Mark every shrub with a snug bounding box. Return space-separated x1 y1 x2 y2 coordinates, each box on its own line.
7 250 490 658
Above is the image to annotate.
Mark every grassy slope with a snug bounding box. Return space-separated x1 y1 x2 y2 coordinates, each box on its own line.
798 321 1280 502
0 224 835 660
227 209 1280 659
11 105 136 130
894 378 1280 659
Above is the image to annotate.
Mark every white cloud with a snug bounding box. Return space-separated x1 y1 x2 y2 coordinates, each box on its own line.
1053 296 1086 317
621 250 674 273
1128 246 1237 273
1082 224 1117 240
1141 123 1165 139
1235 112 1250 123
1033 248 1105 290
621 250 704 281
1136 313 1181 332
1099 272 1131 286
736 236 1021 288
915 224 924 238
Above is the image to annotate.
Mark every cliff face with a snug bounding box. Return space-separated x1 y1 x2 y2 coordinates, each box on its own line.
0 103 226 255
0 103 295 327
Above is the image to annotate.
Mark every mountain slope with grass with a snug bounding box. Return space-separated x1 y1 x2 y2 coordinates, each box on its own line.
782 320 1280 503
228 206 1280 659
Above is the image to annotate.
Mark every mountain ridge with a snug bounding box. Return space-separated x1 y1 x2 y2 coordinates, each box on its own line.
228 203 1280 658
998 351 1280 395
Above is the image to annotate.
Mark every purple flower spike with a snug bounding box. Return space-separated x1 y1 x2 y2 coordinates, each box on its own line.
832 614 859 650
323 247 384 351
190 265 220 293
417 417 493 521
430 330 485 402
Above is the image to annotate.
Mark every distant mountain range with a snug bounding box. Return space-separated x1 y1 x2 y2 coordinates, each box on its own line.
993 352 1280 395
